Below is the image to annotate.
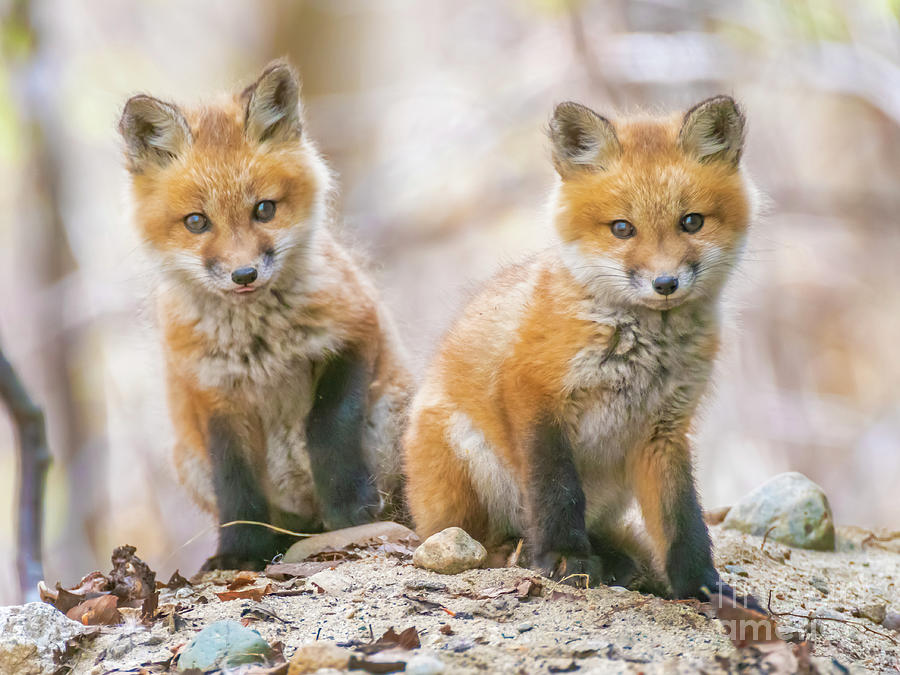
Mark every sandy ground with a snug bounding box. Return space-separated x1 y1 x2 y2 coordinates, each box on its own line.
62 526 899 674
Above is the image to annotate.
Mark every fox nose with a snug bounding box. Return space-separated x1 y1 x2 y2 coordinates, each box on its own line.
652 275 679 296
231 267 258 286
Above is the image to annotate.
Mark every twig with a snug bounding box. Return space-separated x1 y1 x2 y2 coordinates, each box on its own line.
767 591 897 646
861 531 900 550
761 525 777 552
0 346 51 602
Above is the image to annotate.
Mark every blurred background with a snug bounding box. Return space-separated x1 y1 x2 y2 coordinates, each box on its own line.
0 0 898 603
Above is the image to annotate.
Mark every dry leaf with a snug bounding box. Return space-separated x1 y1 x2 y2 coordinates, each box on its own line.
227 570 259 590
67 594 123 625
164 570 192 590
264 561 338 580
708 592 781 647
356 626 421 655
215 583 272 602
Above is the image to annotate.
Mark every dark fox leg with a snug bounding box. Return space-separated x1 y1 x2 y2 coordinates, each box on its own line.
202 415 285 571
630 432 764 612
526 417 603 586
306 349 381 530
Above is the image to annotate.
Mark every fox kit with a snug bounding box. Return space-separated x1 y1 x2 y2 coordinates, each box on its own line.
119 62 410 570
404 97 756 603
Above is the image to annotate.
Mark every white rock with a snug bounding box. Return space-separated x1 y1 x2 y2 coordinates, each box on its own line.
0 602 90 675
307 569 354 595
405 651 446 674
413 527 487 575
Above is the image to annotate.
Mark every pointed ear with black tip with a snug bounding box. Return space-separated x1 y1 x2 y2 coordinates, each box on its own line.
679 96 745 167
119 95 191 173
549 101 622 177
244 61 302 144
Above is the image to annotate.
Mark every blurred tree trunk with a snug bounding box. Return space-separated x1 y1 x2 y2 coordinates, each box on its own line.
3 0 105 583
0 346 50 601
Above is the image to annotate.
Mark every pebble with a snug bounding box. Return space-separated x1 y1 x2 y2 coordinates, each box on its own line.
857 603 886 624
810 576 830 595
177 620 271 671
412 527 487 575
883 610 900 631
307 569 355 595
722 472 835 550
287 642 351 674
517 622 534 633
405 652 446 675
447 636 475 652
0 602 91 675
724 564 749 577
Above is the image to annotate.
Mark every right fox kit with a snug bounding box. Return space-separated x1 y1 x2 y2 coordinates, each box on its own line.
404 96 755 602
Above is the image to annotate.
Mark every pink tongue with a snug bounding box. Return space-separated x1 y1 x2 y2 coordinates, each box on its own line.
235 286 256 294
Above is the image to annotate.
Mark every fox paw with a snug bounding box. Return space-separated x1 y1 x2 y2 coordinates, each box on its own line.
533 551 604 588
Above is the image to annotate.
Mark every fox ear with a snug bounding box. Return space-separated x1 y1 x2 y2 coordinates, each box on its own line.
244 61 302 144
119 95 191 173
679 96 745 166
550 102 621 177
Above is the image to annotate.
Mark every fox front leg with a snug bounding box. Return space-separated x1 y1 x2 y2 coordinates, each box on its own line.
630 429 765 612
202 416 285 571
526 417 603 586
305 349 381 530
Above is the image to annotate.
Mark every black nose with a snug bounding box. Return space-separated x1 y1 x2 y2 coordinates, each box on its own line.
231 267 258 285
652 275 679 296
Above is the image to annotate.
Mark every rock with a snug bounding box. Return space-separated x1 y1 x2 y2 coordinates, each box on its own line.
856 603 886 624
704 506 731 526
307 569 354 595
287 642 350 674
283 521 419 562
405 652 446 674
724 564 749 577
412 527 487 574
0 602 91 675
447 637 475 652
722 472 835 550
810 576 830 595
517 622 534 633
177 620 272 671
883 610 900 631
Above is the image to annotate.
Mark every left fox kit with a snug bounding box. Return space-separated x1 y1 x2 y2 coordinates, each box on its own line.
119 62 411 570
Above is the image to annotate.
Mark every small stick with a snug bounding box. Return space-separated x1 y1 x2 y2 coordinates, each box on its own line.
767 590 897 645
761 525 777 552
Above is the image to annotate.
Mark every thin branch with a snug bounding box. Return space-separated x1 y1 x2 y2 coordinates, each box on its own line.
0 345 51 602
767 591 897 646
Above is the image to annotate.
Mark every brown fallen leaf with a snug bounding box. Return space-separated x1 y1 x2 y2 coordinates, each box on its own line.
347 655 406 674
227 570 259 590
264 561 339 580
356 627 421 655
215 583 273 602
110 545 157 606
141 591 159 622
67 594 123 625
708 592 781 648
69 570 112 595
164 570 192 590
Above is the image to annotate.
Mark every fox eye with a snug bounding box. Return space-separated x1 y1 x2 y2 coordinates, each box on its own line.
680 213 704 234
610 220 635 239
183 213 210 233
254 200 276 222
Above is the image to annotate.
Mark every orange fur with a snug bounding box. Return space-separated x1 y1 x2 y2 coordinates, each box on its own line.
404 98 752 595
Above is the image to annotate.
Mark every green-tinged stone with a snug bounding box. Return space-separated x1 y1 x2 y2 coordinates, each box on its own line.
177 620 271 672
723 472 835 551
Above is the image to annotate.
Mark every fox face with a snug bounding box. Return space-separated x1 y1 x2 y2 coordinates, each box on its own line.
550 97 751 311
119 62 331 300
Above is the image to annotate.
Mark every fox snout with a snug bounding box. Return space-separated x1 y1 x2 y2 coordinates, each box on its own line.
231 266 258 286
